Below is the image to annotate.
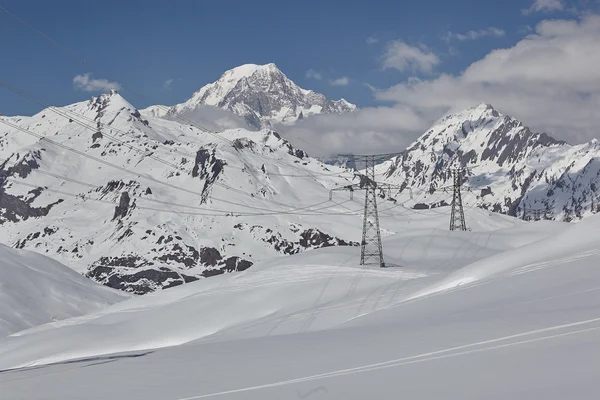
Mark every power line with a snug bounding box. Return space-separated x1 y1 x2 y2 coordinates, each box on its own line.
0 151 431 222
0 157 352 217
0 118 348 215
6 178 377 218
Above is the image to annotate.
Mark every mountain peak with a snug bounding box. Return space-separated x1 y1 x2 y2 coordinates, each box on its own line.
222 63 281 81
470 102 495 111
159 63 356 128
90 90 135 113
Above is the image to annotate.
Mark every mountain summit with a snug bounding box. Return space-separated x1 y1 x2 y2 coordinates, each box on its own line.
379 103 600 221
142 63 356 128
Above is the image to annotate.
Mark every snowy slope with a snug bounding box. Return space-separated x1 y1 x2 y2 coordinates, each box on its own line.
140 63 356 128
0 211 598 399
379 103 600 221
0 208 539 368
0 243 126 337
0 90 382 294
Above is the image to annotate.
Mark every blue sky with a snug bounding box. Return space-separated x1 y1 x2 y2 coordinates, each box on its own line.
0 0 576 116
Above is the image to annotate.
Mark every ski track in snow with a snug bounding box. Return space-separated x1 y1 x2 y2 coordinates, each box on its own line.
177 317 600 399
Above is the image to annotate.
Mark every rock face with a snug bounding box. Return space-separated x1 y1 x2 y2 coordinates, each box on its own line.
0 90 360 294
379 103 600 221
142 63 356 129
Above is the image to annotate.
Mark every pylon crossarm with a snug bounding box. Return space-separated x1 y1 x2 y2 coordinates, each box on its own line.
329 184 363 200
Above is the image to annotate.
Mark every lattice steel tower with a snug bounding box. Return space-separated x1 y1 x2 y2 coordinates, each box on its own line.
360 155 384 266
449 168 467 231
330 153 404 268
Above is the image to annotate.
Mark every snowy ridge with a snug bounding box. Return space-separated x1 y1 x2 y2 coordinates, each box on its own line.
379 103 600 221
141 63 356 128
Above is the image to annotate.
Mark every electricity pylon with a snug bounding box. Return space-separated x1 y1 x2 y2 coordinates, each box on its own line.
330 153 404 268
591 183 597 213
438 167 474 231
449 168 467 231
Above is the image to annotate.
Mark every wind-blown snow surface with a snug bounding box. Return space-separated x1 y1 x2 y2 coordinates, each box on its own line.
2 210 599 399
0 243 126 337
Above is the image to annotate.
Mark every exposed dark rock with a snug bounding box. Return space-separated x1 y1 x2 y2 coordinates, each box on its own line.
201 268 225 278
112 191 131 221
116 227 134 242
0 188 63 225
191 149 227 203
1 151 43 179
199 247 222 266
201 256 253 277
157 243 200 268
239 224 358 256
88 247 250 293
480 187 492 197
43 226 57 235
232 138 256 151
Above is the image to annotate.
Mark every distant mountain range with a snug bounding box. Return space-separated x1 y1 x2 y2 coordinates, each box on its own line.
2 63 600 295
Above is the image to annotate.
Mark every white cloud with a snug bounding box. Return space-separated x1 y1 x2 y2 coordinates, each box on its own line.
366 36 379 45
444 27 506 42
376 15 600 144
330 77 350 86
73 73 121 92
162 78 174 90
382 40 440 74
276 106 429 158
306 69 323 80
176 105 250 132
276 14 600 157
523 0 564 14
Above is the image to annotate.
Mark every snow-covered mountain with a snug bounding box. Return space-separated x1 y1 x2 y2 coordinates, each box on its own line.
0 90 371 294
379 103 600 221
2 90 599 296
141 63 356 128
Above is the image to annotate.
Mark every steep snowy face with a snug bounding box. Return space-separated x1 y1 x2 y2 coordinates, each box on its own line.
380 103 600 221
0 91 368 295
156 63 355 128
